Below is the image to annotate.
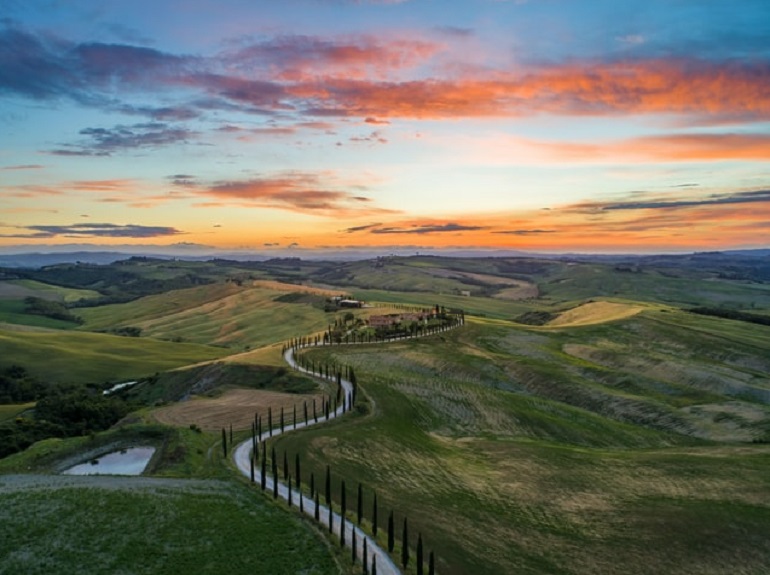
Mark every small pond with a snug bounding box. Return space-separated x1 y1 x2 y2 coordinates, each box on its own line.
62 447 156 476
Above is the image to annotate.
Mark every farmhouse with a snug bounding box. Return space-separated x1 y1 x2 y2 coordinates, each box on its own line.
338 299 363 308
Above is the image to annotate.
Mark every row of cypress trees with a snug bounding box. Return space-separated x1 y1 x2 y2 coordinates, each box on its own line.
235 310 465 573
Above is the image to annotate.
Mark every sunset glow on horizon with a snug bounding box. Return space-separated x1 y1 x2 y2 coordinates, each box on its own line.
2 0 769 254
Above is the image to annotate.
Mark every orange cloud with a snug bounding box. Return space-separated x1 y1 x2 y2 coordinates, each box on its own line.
284 58 770 121
531 133 770 163
199 172 399 217
336 188 770 251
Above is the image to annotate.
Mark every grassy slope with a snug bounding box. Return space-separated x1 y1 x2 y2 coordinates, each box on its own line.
0 477 340 575
0 328 229 385
79 282 337 350
271 315 770 575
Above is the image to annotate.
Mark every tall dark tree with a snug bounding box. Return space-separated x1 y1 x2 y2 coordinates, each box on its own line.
295 453 301 491
315 491 320 521
303 401 308 424
293 404 297 429
340 479 347 547
325 465 331 506
372 492 378 536
288 474 293 507
387 511 395 552
268 407 273 437
428 551 435 575
401 517 409 569
260 452 266 491
283 451 289 480
416 533 423 575
352 531 357 564
272 463 278 499
249 454 254 483
221 428 227 457
310 472 315 498
229 423 233 445
357 482 363 525
363 537 368 574
372 553 377 575
280 406 284 432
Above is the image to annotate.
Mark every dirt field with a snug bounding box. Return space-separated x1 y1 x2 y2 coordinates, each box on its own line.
151 388 327 431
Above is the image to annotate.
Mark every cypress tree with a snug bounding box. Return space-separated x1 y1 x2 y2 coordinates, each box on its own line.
313 398 318 422
315 491 320 521
417 533 423 575
229 423 233 445
428 551 434 575
221 428 227 457
268 407 273 437
288 474 293 507
260 453 266 491
328 501 333 533
258 414 262 439
310 472 315 498
387 511 394 552
352 531 357 564
363 537 368 574
340 480 347 547
295 453 301 491
272 464 278 499
283 451 289 480
293 404 297 429
325 465 331 506
280 406 284 432
357 482 363 524
249 454 254 483
401 517 409 569
372 553 377 575
372 492 378 536
299 483 304 513
303 401 308 424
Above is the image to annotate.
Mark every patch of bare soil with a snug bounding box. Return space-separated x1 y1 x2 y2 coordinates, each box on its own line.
151 388 326 432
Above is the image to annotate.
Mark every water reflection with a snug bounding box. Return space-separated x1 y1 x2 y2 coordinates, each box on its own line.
63 447 155 476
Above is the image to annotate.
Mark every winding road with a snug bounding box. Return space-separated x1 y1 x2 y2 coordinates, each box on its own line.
233 321 462 575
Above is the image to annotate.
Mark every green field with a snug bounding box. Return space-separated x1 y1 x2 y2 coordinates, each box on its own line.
78 282 339 350
271 312 770 575
0 328 229 385
0 475 340 575
2 254 770 574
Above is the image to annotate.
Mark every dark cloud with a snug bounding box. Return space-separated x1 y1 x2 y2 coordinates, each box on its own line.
49 122 196 156
1 164 44 170
493 229 556 235
343 222 382 233
597 189 770 211
371 223 488 234
350 130 387 144
0 223 183 239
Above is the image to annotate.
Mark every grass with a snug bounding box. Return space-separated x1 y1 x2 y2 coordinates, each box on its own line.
0 328 229 385
0 403 34 424
266 314 770 575
0 299 81 330
0 477 341 575
78 282 341 351
0 279 99 303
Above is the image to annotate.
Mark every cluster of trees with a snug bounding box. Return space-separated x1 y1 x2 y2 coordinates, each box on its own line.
0 382 132 458
0 365 47 403
24 296 83 324
688 306 770 327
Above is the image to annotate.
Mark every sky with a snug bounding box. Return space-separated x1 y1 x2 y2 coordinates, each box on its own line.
1 0 769 254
